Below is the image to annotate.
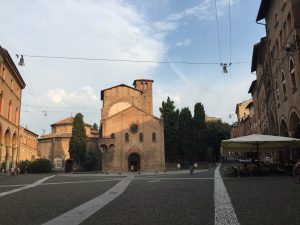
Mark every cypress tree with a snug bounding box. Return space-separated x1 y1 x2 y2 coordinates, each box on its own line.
192 103 208 161
178 107 193 162
159 97 179 163
69 113 87 169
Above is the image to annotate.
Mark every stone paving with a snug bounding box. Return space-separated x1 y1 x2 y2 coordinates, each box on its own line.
0 166 299 225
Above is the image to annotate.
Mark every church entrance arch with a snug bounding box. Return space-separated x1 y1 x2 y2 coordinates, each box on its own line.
128 153 140 172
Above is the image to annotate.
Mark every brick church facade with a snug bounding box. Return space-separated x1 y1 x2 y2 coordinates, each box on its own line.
38 79 165 172
98 79 165 172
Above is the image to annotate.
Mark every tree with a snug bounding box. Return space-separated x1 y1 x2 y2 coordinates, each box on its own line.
159 97 179 163
92 123 98 130
192 103 208 161
178 107 193 162
83 151 98 171
69 113 87 169
207 121 231 161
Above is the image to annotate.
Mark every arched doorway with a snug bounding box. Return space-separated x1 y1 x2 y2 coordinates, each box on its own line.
4 129 11 171
280 119 289 137
289 112 300 138
128 153 140 172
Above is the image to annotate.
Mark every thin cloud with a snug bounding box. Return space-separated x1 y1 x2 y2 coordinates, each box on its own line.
176 39 191 47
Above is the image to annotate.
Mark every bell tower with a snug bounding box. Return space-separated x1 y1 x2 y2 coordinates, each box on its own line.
133 79 153 114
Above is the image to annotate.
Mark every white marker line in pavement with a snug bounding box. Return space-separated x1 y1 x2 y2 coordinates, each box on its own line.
138 177 215 180
42 174 135 225
214 164 240 225
148 180 160 183
0 175 55 198
41 179 120 186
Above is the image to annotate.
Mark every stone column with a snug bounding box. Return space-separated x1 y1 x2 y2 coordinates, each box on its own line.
12 146 17 168
5 145 11 172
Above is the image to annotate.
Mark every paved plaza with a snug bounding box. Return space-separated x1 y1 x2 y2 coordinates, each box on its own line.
0 165 299 225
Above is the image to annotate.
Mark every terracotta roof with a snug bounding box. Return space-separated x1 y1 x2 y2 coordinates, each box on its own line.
38 132 98 140
133 79 154 86
38 133 72 140
50 117 91 127
100 84 142 100
0 46 26 89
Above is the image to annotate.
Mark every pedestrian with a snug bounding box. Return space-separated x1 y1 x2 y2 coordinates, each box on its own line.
189 164 194 176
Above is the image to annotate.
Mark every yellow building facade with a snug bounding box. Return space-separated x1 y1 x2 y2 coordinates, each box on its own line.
0 47 26 171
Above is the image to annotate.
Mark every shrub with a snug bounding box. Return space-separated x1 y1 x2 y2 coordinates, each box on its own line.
18 160 31 174
28 159 53 173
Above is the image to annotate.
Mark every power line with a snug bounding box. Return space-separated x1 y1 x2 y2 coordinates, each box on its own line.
214 0 222 63
20 53 251 65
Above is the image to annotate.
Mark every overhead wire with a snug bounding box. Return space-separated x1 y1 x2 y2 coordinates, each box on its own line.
19 53 251 65
213 0 222 63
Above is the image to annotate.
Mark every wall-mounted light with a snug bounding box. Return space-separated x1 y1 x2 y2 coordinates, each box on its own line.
284 42 296 52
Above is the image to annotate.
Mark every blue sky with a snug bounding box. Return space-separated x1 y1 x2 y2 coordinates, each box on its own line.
0 0 265 134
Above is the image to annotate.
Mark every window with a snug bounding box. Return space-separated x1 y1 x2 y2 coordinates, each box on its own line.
130 123 138 134
111 133 115 139
280 30 283 45
0 91 2 114
275 12 279 27
289 57 297 92
125 133 129 142
139 132 143 142
275 80 280 101
8 100 12 120
287 13 292 34
152 132 156 142
283 22 287 39
281 70 287 100
15 107 19 124
2 67 5 80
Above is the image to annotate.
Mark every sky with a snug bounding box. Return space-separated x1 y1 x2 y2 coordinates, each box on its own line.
0 0 266 135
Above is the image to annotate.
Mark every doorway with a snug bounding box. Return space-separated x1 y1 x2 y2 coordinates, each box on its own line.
128 153 140 172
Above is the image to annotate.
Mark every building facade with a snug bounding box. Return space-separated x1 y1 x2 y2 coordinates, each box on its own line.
256 0 300 138
18 126 38 162
0 47 26 171
37 117 99 171
98 79 165 172
234 0 300 161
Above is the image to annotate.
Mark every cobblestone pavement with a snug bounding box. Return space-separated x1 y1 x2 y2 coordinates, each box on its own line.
0 167 299 225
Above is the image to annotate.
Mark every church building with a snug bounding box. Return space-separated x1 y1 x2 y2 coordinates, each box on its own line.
98 79 165 172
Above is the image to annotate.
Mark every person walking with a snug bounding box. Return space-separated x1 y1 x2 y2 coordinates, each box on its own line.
189 164 194 176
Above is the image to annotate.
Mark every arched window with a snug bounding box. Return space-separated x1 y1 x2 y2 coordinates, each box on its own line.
125 133 129 142
111 133 115 139
15 107 19 124
139 132 143 142
275 81 280 101
152 132 156 142
281 70 287 100
289 57 297 91
8 100 12 121
0 91 3 115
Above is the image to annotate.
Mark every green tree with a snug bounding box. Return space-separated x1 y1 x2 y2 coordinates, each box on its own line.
69 113 87 169
178 107 193 162
92 123 98 130
207 121 231 161
159 97 179 163
83 151 98 171
192 103 208 161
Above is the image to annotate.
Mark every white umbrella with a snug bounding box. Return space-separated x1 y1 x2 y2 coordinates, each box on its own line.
221 134 300 162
